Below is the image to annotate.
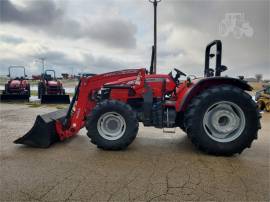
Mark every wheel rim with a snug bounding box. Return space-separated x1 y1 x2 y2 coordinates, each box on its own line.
203 101 245 143
97 112 126 140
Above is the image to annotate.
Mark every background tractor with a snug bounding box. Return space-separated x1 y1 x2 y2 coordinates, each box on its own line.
255 85 270 112
0 66 30 101
14 0 261 156
38 69 70 104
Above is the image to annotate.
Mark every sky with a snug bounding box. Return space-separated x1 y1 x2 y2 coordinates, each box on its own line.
0 0 269 79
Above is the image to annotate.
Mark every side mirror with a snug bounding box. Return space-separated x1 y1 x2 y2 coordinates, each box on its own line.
7 74 10 77
25 75 28 77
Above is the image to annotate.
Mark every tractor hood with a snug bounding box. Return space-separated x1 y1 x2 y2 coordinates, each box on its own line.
104 73 176 92
105 76 137 86
47 80 59 86
9 79 27 88
105 74 173 86
10 80 21 86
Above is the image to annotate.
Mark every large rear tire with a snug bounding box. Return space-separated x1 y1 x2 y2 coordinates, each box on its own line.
86 100 139 150
184 85 261 156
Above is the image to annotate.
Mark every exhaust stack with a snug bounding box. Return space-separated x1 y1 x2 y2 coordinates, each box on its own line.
149 0 161 74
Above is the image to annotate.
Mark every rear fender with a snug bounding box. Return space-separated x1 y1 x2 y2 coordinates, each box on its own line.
176 77 252 112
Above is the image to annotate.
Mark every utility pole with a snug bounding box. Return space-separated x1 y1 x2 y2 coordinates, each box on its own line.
149 0 161 74
38 58 45 74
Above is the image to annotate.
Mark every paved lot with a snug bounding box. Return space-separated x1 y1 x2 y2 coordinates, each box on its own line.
0 103 269 201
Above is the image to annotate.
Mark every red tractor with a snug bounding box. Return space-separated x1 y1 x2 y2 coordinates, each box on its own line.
38 70 70 104
0 66 31 101
14 1 261 156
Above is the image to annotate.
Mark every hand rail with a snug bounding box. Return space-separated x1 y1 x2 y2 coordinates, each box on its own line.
204 40 223 77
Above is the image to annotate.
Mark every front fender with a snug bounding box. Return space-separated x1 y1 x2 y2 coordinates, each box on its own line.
176 77 252 112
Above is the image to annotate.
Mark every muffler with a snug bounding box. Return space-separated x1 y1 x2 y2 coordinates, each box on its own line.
14 109 67 148
41 95 70 104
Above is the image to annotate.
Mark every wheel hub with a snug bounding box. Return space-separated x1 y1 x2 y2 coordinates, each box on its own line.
210 109 240 134
105 117 121 133
203 102 245 142
97 112 126 140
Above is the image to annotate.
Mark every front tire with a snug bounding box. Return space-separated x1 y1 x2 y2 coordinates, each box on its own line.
86 100 139 150
38 83 44 99
26 84 31 97
4 84 9 94
184 85 261 156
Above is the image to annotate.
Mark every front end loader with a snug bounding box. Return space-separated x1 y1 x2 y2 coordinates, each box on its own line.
14 0 261 156
0 66 30 101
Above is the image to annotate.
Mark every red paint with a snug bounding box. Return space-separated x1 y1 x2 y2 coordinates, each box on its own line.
7 79 29 94
56 69 240 140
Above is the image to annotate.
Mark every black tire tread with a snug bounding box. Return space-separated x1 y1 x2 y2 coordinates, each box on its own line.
85 100 139 150
184 85 261 156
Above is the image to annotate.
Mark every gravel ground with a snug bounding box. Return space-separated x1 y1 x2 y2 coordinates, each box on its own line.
0 103 269 201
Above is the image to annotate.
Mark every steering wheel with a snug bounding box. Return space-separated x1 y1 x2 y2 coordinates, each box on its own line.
174 68 186 83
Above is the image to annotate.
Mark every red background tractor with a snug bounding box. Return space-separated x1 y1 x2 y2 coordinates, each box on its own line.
38 69 70 104
0 66 30 101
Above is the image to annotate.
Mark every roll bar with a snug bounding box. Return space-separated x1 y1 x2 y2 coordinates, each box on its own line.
44 69 56 79
8 66 26 78
204 40 227 77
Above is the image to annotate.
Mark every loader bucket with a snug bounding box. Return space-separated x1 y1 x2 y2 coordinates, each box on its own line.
0 94 30 101
14 109 67 148
41 95 70 104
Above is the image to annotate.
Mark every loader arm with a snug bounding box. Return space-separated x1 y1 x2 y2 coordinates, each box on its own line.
55 69 146 140
14 68 146 147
